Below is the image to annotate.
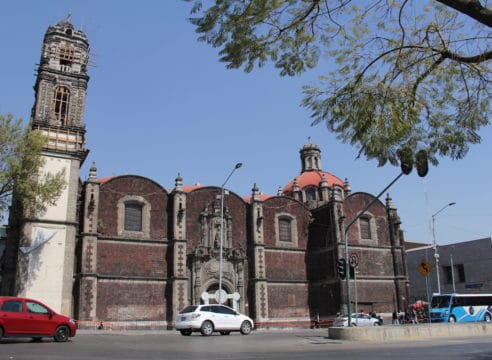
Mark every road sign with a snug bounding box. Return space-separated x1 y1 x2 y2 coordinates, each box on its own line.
417 259 432 276
349 253 359 268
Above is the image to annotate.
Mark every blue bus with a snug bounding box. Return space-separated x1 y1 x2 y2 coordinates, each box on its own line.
430 293 492 323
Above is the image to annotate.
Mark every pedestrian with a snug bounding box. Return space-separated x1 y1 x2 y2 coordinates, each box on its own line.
411 309 418 324
313 312 320 328
392 311 399 325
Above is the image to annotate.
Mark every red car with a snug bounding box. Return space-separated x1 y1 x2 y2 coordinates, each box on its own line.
0 297 77 342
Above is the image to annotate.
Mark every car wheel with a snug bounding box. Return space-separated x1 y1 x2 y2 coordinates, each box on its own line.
220 331 230 335
485 313 491 322
0 326 3 339
180 330 192 336
54 325 70 342
373 322 380 326
200 320 214 336
240 321 252 335
448 315 456 323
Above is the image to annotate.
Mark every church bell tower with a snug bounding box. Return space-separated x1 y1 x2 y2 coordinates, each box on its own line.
5 18 90 315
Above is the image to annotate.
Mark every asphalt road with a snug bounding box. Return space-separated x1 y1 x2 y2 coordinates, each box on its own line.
1 329 492 360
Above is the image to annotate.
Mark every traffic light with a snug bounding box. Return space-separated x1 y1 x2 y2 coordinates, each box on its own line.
415 150 429 177
398 147 413 175
337 258 346 280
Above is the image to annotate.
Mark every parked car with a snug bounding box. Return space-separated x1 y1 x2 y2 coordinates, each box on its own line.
332 313 381 327
0 297 77 342
176 304 254 336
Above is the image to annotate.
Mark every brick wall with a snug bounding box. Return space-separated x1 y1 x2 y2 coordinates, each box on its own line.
262 197 310 248
267 284 310 318
97 281 166 321
97 242 167 277
265 251 307 281
343 193 390 246
98 176 168 238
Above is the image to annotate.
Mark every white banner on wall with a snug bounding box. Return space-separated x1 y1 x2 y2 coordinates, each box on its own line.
20 227 57 254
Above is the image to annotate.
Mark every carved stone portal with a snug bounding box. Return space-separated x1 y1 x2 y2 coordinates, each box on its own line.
199 199 233 249
188 201 246 312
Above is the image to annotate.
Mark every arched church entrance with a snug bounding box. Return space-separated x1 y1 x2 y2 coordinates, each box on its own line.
201 283 241 311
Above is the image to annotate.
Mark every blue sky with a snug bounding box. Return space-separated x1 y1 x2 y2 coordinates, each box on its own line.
1 1 490 247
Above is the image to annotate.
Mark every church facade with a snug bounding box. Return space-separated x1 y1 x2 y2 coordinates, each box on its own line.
1 20 409 329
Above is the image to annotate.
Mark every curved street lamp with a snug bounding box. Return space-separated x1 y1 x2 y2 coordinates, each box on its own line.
218 162 242 304
432 202 456 294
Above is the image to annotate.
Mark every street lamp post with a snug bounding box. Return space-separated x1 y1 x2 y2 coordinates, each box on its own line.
218 162 242 304
432 202 456 294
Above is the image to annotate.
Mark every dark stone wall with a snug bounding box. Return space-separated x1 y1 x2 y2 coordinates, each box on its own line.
306 249 336 281
308 205 335 249
309 283 341 317
264 251 307 281
97 281 166 321
350 247 395 277
350 282 398 313
267 284 309 318
97 242 167 278
260 197 312 318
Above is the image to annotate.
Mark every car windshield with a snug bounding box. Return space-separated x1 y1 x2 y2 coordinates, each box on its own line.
431 295 451 308
179 306 198 314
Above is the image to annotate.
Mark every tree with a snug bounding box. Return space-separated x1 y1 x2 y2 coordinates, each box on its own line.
184 0 491 167
0 113 66 222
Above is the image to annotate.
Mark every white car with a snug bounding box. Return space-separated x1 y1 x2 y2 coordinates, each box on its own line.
332 313 381 327
175 304 254 336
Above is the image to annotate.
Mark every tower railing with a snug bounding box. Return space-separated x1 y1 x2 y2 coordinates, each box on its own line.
33 122 85 152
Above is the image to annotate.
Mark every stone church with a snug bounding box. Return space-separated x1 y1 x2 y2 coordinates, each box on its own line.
1 19 409 329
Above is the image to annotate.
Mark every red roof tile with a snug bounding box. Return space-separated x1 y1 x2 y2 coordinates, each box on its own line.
283 170 344 192
243 193 272 202
98 176 115 184
183 184 203 193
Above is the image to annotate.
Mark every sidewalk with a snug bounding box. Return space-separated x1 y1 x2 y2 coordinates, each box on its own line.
78 329 175 336
77 327 327 336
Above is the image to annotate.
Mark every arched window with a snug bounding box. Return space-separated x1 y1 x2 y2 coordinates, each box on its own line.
60 43 74 62
117 195 151 238
53 86 70 125
359 217 371 239
275 213 298 247
306 187 317 201
124 202 143 232
278 217 292 242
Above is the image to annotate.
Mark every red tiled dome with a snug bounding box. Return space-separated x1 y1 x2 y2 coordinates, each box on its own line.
283 170 344 192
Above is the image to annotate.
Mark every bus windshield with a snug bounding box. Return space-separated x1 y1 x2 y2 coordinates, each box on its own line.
431 295 451 308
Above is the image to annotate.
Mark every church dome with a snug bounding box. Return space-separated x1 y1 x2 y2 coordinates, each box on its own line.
280 143 347 207
283 170 343 192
